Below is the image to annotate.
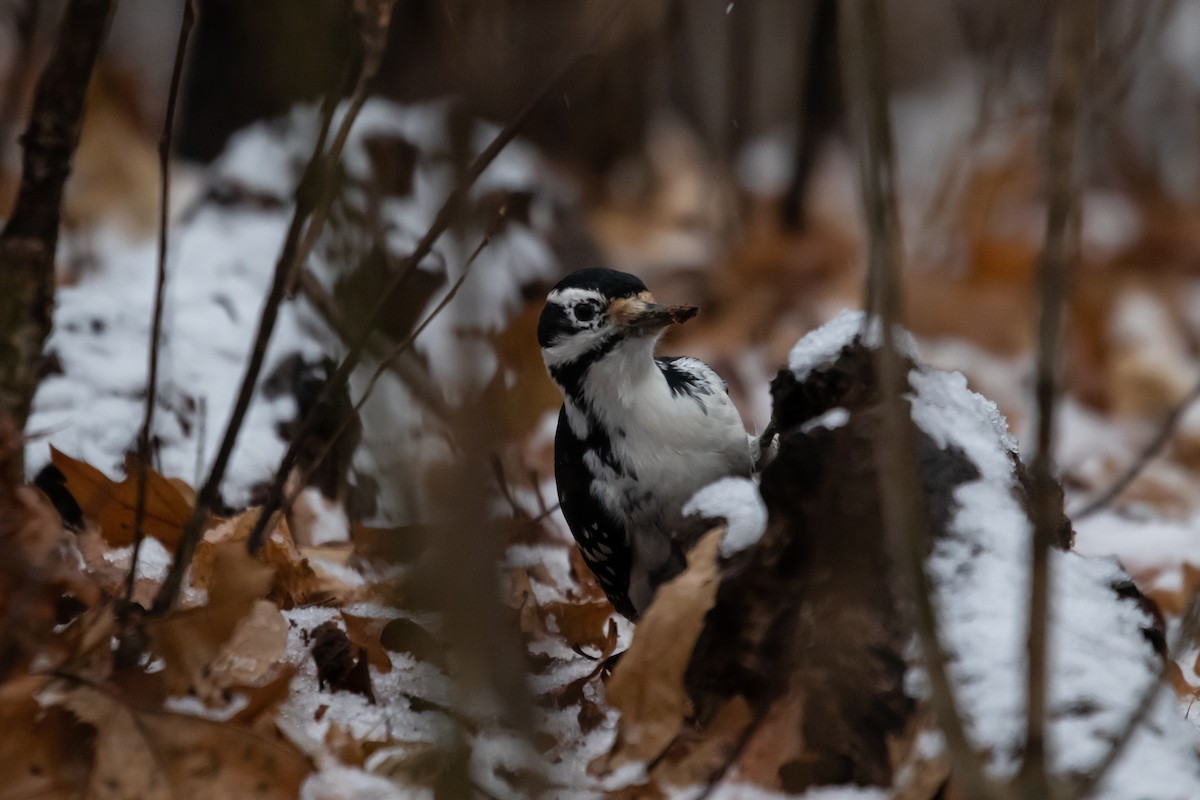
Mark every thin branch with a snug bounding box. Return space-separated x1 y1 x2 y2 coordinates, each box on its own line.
126 0 195 607
1068 587 1200 799
842 2 996 798
1070 375 1200 520
293 267 451 422
0 0 113 479
1020 1 1088 796
149 27 357 616
239 34 608 555
260 207 506 548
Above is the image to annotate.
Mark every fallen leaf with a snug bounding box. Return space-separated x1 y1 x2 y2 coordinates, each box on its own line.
230 667 296 727
49 681 309 800
198 510 351 607
0 676 93 800
542 599 618 656
146 540 281 701
0 474 100 677
50 447 193 548
603 528 724 769
311 621 375 702
378 616 446 668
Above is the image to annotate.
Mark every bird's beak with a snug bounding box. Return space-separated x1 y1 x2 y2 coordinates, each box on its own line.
610 295 699 335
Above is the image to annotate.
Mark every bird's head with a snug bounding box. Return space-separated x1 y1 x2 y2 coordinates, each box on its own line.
537 268 698 375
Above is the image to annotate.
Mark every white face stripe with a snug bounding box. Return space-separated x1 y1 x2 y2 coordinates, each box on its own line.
547 287 606 306
541 287 612 369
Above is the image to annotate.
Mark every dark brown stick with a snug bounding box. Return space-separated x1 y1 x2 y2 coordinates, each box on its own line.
1020 2 1087 797
126 0 195 606
149 40 351 616
842 2 996 798
1071 375 1200 520
0 0 113 479
240 45 600 556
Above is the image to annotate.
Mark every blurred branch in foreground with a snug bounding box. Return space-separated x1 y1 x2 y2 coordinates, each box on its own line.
0 0 112 478
841 0 995 797
1020 0 1089 796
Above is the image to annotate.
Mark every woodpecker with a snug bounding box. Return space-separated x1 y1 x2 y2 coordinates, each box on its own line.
538 268 755 619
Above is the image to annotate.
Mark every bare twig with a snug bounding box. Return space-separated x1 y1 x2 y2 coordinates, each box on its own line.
240 37 605 555
294 267 452 421
1068 587 1200 799
126 0 195 606
842 2 996 798
1020 2 1088 797
150 30 355 616
1071 375 1200 520
0 0 113 479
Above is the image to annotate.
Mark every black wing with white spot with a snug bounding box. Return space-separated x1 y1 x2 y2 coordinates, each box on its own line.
553 406 639 619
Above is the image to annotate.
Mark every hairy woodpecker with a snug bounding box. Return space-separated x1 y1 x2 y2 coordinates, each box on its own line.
538 268 755 619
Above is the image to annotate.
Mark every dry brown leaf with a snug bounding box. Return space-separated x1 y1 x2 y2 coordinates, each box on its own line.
0 676 93 800
146 539 281 701
342 612 396 673
542 598 617 656
231 666 297 727
209 599 289 687
1144 563 1200 618
378 616 446 668
603 528 724 770
311 621 375 702
508 566 549 639
50 682 309 800
198 509 351 607
50 447 193 548
0 476 100 676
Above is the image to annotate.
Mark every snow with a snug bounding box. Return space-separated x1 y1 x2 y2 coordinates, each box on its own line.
800 407 850 434
784 315 1200 796
302 767 414 800
787 310 918 381
684 477 768 557
909 366 1200 795
28 98 562 519
1075 509 1200 577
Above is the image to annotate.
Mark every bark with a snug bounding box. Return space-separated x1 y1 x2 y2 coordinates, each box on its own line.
0 0 114 476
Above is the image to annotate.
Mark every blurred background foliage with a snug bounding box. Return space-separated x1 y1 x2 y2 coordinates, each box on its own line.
4 0 1200 517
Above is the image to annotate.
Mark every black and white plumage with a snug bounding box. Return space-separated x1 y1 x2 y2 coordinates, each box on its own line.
538 268 754 619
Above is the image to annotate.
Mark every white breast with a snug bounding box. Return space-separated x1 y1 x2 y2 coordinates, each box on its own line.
578 343 753 533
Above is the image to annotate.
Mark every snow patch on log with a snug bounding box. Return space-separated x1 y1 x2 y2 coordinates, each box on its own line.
683 476 768 557
787 310 916 381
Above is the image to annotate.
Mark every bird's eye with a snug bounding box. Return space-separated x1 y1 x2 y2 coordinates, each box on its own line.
574 303 597 323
